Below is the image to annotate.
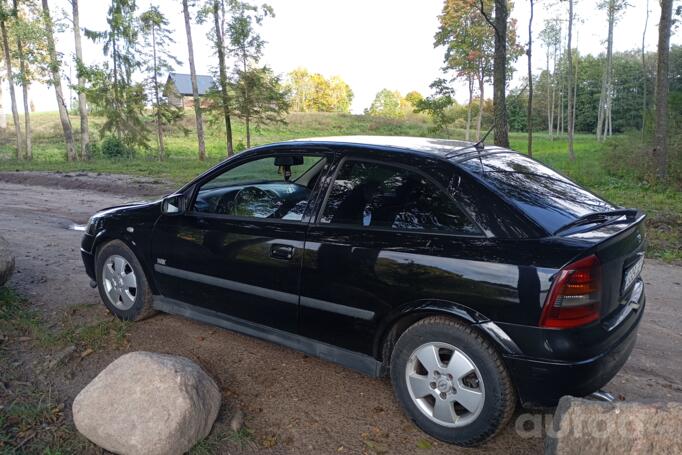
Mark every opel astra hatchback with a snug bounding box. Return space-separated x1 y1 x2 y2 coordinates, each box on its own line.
81 136 646 446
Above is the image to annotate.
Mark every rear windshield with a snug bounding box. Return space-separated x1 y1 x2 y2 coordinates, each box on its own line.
459 153 616 233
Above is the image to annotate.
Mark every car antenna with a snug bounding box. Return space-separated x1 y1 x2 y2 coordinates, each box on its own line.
473 124 495 172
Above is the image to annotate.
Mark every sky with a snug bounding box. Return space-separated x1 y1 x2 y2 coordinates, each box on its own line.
9 0 682 114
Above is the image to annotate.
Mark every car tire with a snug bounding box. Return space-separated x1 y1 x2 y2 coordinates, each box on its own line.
95 240 156 321
390 316 516 446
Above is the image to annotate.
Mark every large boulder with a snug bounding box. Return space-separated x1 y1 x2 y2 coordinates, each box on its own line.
546 396 682 454
0 236 14 286
73 351 221 455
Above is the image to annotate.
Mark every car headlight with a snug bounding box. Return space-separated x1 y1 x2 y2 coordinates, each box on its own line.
86 216 102 235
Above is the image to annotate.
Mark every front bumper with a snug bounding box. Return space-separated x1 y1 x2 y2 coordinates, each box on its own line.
81 233 96 281
500 290 645 408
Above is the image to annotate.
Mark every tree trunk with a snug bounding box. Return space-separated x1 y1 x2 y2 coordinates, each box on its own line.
477 73 484 140
182 0 206 161
0 76 5 132
466 74 473 141
572 42 578 137
492 0 509 147
526 0 534 157
546 42 551 138
13 0 30 159
72 0 90 159
42 0 76 161
653 0 672 181
603 1 615 139
242 57 251 149
640 0 649 139
212 0 234 157
0 11 21 159
566 0 575 160
151 24 164 160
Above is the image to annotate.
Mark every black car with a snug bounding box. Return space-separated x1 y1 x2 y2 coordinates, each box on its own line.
81 136 646 446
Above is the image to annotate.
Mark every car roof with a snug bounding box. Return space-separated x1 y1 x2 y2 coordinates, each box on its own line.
275 135 510 160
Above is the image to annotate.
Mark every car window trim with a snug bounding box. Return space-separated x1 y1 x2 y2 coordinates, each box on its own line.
314 155 487 238
186 149 332 224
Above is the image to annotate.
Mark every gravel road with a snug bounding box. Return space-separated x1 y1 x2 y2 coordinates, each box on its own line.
1 171 681 454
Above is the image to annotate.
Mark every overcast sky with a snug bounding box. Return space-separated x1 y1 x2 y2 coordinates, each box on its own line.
13 0 682 114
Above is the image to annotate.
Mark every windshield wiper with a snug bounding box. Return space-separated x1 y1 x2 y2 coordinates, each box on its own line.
553 209 638 236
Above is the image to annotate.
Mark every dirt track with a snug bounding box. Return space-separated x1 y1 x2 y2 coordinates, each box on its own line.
1 171 681 454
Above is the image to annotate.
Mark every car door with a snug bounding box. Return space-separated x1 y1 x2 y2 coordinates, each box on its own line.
298 153 488 355
152 150 331 332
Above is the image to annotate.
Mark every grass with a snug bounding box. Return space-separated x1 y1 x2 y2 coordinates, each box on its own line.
0 111 679 262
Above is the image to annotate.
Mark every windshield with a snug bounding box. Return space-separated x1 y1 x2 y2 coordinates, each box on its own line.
460 153 616 233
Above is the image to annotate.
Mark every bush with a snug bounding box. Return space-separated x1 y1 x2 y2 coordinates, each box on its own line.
100 135 134 159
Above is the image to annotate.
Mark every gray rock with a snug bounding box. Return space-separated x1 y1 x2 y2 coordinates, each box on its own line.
546 396 682 454
73 351 221 455
0 236 14 286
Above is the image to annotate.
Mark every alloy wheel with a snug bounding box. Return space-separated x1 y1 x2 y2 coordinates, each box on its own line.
405 342 485 428
101 254 137 311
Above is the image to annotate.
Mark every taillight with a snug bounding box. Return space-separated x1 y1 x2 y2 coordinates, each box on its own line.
540 255 601 329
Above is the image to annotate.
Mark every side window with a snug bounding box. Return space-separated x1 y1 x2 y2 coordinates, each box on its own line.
193 155 325 221
320 160 481 235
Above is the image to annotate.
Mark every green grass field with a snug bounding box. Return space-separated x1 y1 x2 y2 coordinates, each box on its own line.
0 111 679 262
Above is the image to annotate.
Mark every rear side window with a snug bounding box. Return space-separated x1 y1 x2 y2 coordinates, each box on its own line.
460 153 615 233
320 160 481 235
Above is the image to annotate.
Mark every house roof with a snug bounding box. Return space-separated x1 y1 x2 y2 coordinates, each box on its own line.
167 72 214 96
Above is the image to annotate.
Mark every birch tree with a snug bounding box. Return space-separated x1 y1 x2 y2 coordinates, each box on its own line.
42 0 76 161
182 0 206 161
526 0 534 157
596 0 627 141
565 0 575 160
640 0 649 138
70 0 90 159
0 0 21 158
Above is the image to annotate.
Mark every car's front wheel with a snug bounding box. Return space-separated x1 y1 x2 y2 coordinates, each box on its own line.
95 240 155 321
390 316 516 446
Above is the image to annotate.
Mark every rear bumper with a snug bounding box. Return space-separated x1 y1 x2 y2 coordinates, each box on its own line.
501 294 644 408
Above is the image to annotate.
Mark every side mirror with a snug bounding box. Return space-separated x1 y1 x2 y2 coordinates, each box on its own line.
161 194 185 215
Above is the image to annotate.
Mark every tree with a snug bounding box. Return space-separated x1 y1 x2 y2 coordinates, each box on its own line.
42 0 76 161
640 0 649 138
286 68 353 113
0 0 22 158
404 90 423 107
231 65 289 135
477 0 513 147
71 0 90 159
436 0 494 140
85 0 149 151
366 89 403 118
182 0 206 161
596 0 628 141
526 0 534 157
414 79 457 135
12 0 32 159
539 18 560 139
226 0 273 148
203 0 234 157
140 5 181 160
653 0 673 181
565 0 575 160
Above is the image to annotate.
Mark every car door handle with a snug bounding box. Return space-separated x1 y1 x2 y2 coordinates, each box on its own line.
270 244 295 260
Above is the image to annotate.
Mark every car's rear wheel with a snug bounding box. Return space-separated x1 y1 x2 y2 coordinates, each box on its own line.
390 316 516 446
95 240 155 321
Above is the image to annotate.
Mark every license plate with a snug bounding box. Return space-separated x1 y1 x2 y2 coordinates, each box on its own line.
622 256 644 293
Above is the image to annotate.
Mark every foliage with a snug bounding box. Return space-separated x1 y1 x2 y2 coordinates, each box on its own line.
100 135 134 159
404 91 424 108
286 67 353 113
365 89 404 118
84 0 149 151
230 65 290 128
414 79 457 134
